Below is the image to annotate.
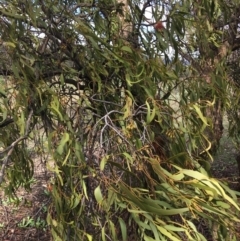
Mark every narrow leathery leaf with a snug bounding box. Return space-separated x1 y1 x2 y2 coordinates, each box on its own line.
101 227 106 241
100 155 109 171
57 132 70 155
53 165 63 186
51 228 62 241
196 232 208 241
209 179 240 210
146 101 156 124
164 225 185 232
122 152 133 164
52 186 61 215
150 222 161 240
109 220 117 241
60 74 64 85
184 229 196 241
159 183 178 194
181 169 210 180
106 189 115 208
220 182 238 200
142 213 154 222
51 96 63 120
126 73 133 87
71 194 82 209
123 96 133 119
128 209 148 214
200 203 229 216
62 148 71 166
170 172 185 181
166 71 177 79
145 206 189 216
192 104 209 126
216 201 230 209
157 226 181 241
155 218 166 226
118 218 127 241
94 185 103 204
122 187 189 215
154 200 173 209
144 235 156 241
149 158 167 182
75 142 84 162
86 234 93 241
132 214 151 229
181 169 239 208
122 152 133 171
158 164 184 181
121 46 132 53
4 41 16 48
52 219 58 227
82 180 89 200
189 182 218 199
186 221 197 232
200 134 212 153
135 64 145 78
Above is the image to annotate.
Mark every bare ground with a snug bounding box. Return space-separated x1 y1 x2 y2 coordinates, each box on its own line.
0 158 52 241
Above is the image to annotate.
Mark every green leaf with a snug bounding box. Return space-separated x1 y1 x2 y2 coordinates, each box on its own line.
121 46 132 53
100 155 109 171
118 218 127 241
192 104 209 126
94 185 103 204
109 220 117 241
62 148 71 165
157 226 181 241
56 132 70 155
144 235 157 241
82 180 89 200
146 100 156 124
216 201 230 209
150 222 161 240
4 42 16 48
50 96 63 120
101 226 106 241
164 225 185 232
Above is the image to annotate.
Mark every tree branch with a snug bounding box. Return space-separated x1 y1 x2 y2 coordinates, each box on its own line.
0 110 33 184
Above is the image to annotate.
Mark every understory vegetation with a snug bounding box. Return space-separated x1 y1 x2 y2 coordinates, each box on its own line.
1 0 240 240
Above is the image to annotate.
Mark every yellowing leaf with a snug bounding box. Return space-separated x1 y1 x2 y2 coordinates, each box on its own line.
123 96 133 119
4 41 16 48
192 104 209 126
52 219 58 227
157 226 181 241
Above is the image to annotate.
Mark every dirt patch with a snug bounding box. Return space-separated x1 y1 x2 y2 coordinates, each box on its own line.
211 117 240 190
0 158 52 241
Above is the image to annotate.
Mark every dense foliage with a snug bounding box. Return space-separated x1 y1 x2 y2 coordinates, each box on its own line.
0 0 240 240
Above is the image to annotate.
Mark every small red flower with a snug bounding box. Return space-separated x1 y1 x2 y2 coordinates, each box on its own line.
154 21 165 32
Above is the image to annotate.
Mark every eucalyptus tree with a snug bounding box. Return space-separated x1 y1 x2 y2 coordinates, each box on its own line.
0 0 240 240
